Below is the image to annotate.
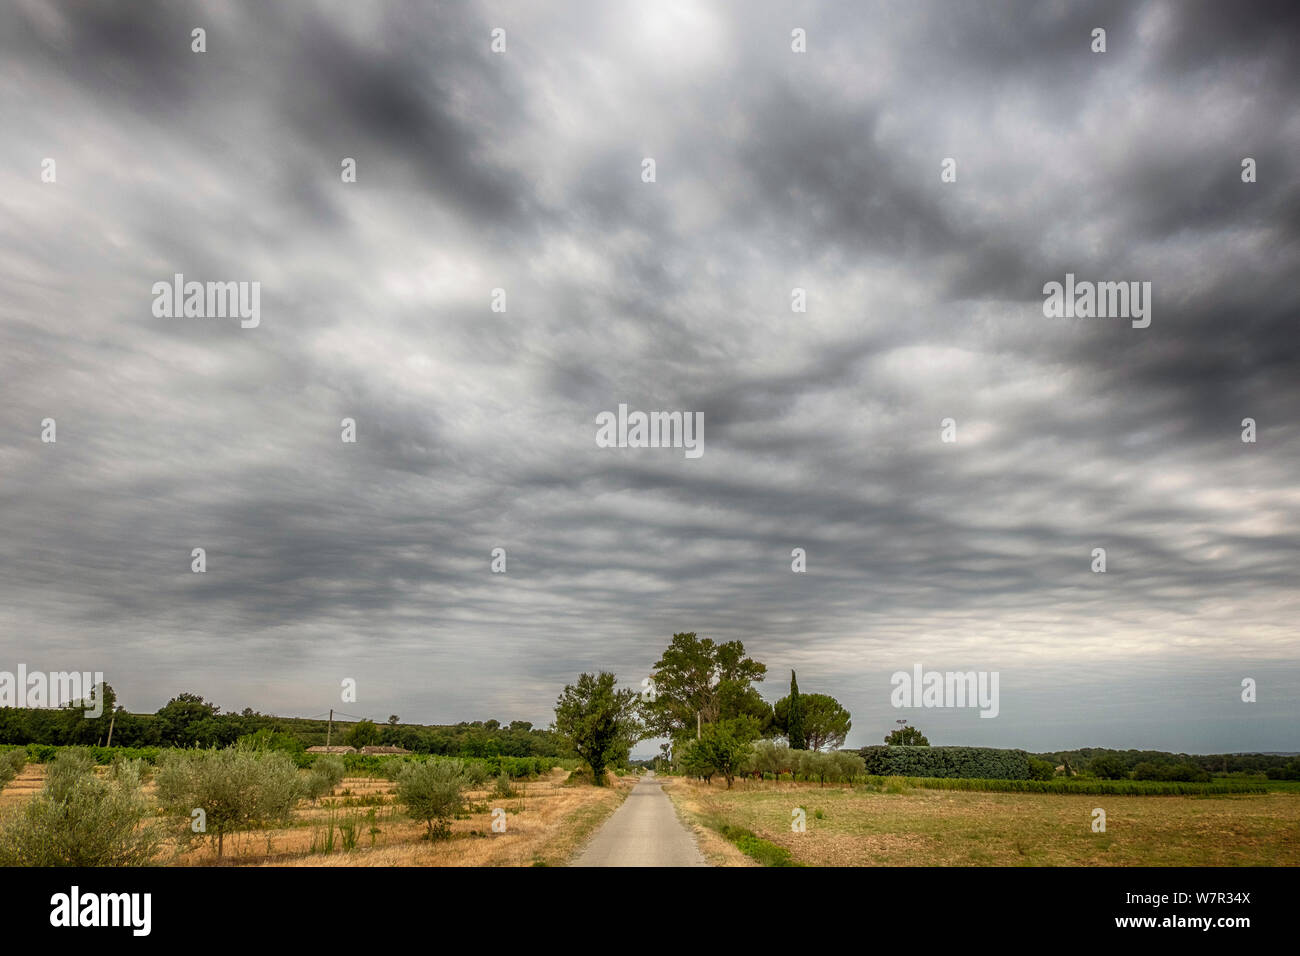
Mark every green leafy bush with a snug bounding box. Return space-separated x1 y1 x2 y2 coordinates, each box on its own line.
717 824 799 866
1132 761 1211 783
858 745 1032 779
492 770 517 798
304 755 346 802
1027 757 1057 781
0 749 28 788
1087 753 1130 779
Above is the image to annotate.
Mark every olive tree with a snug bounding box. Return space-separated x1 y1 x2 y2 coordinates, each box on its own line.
304 755 346 803
155 747 303 857
798 750 836 786
751 740 795 779
394 758 469 840
0 750 160 866
829 750 865 784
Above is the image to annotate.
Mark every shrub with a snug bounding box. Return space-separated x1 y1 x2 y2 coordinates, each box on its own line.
1132 761 1211 783
563 768 593 786
304 755 346 802
829 750 866 782
717 824 799 867
44 747 98 798
1027 757 1057 781
0 749 27 789
395 758 469 840
1265 761 1300 781
462 760 489 790
0 751 160 866
492 770 517 798
858 745 1032 780
155 747 303 857
1087 753 1130 779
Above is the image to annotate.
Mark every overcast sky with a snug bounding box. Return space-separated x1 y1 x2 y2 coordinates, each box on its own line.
2 1 1297 753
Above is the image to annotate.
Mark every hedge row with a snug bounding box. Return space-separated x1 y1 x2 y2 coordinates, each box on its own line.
858 745 1031 779
864 774 1267 795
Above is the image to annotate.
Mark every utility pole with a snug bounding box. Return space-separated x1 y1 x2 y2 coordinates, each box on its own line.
106 713 115 748
697 711 701 740
326 709 333 748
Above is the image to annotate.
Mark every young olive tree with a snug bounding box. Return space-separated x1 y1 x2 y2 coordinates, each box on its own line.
304 755 346 803
0 750 160 866
394 758 470 840
155 747 303 857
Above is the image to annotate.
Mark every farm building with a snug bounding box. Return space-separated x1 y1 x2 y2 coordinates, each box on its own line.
306 745 357 754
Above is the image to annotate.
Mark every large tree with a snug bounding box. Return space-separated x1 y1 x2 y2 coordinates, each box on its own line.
154 693 221 747
553 672 640 785
774 692 851 751
642 633 768 739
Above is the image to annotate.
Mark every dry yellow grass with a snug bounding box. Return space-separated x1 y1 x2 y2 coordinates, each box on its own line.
1 763 631 867
668 777 1300 866
661 777 757 867
0 764 45 809
169 769 631 867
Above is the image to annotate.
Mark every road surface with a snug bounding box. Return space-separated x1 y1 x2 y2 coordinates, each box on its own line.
572 772 708 867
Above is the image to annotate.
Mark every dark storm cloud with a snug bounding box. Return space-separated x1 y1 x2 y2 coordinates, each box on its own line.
0 0 1296 751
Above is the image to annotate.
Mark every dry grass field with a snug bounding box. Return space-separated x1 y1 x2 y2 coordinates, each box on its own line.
665 777 1300 866
1 764 631 867
0 764 45 810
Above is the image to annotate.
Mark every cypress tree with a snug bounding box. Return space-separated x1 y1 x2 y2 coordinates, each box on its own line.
788 670 806 750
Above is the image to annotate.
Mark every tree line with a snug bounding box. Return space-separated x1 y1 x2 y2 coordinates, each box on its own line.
0 686 564 758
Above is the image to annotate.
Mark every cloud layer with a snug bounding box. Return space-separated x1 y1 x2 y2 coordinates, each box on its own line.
2 0 1297 751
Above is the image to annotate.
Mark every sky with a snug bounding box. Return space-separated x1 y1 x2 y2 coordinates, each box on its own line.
1 0 1297 754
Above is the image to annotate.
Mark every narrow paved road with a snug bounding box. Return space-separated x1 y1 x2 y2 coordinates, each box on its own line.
572 772 708 867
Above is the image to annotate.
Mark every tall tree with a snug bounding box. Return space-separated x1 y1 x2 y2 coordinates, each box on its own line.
155 693 220 747
553 672 640 786
774 691 851 751
786 671 806 750
641 632 767 739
